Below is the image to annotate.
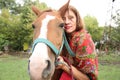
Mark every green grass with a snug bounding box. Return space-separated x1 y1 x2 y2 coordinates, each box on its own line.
98 54 120 62
0 54 120 80
98 54 120 80
98 64 120 80
0 54 29 80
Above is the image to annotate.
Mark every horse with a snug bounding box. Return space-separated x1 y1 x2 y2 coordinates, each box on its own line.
28 0 70 80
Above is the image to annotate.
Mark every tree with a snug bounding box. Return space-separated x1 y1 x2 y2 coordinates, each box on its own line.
0 8 23 50
0 0 49 51
84 15 104 42
0 0 16 9
109 9 120 50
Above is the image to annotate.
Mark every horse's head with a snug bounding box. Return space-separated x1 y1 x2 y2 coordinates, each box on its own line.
29 0 70 80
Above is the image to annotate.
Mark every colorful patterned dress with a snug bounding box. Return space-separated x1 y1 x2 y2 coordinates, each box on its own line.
60 29 98 80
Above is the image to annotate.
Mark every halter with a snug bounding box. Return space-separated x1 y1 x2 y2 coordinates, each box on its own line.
63 32 75 57
32 38 64 56
31 31 75 57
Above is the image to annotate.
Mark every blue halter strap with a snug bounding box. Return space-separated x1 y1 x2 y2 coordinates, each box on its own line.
32 38 64 56
63 32 75 57
32 31 75 57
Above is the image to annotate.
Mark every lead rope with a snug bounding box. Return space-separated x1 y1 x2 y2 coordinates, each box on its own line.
62 32 75 80
55 56 74 80
62 56 74 80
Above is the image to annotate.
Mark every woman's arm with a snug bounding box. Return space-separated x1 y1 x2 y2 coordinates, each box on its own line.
62 63 90 80
56 56 90 80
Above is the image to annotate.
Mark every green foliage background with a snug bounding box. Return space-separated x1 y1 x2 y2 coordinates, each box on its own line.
0 0 49 51
0 0 120 52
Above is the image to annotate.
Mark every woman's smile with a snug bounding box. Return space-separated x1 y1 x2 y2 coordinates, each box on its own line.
64 25 71 30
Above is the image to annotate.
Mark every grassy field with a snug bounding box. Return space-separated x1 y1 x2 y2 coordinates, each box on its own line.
0 54 29 80
0 53 120 80
98 54 120 80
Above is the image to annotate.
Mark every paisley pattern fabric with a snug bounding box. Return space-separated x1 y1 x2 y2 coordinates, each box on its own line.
67 29 98 80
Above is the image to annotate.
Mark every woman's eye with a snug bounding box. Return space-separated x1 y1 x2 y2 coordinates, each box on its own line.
69 16 73 19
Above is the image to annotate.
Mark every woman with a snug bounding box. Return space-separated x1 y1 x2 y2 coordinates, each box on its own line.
56 5 98 80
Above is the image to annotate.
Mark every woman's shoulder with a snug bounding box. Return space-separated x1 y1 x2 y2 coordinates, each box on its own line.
72 29 92 46
74 29 96 57
74 29 90 39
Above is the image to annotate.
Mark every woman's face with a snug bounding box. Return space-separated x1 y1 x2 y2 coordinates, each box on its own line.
63 10 77 33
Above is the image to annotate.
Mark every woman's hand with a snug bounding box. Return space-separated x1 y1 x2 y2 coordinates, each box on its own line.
56 56 69 69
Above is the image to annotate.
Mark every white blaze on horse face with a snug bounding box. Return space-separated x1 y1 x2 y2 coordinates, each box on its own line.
30 15 55 62
39 15 55 39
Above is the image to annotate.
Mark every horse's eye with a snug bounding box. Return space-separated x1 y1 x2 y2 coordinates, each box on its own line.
59 23 64 28
32 24 35 29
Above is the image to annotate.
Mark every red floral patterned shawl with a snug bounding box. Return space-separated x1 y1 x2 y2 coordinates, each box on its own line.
60 29 98 80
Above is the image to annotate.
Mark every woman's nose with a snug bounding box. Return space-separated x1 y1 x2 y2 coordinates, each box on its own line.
65 18 70 24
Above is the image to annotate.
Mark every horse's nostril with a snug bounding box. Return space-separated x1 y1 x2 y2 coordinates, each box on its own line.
42 60 52 79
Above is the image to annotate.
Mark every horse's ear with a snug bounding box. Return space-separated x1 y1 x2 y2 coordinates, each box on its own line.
58 0 70 16
32 6 41 16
